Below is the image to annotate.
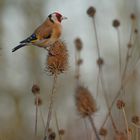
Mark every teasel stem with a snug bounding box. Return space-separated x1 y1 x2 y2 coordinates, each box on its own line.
84 119 90 140
101 17 136 128
35 95 39 136
39 107 45 129
92 18 100 57
54 110 61 140
91 17 101 98
100 68 118 133
116 28 122 76
88 116 101 140
122 107 129 140
44 74 58 140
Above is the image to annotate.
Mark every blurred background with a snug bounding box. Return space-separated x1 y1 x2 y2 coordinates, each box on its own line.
0 0 140 139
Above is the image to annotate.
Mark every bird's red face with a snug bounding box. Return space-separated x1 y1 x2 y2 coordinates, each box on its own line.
53 12 67 23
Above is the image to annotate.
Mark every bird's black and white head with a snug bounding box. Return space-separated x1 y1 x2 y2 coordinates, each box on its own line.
48 12 67 23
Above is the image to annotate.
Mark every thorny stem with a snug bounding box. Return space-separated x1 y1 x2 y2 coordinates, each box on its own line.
44 74 58 140
84 119 90 140
54 110 61 140
75 48 81 85
92 18 101 57
101 19 136 128
122 108 129 140
88 116 101 140
39 107 45 129
116 28 122 76
35 95 39 136
100 68 118 133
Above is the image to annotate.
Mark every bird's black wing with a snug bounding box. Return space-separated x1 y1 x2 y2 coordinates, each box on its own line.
20 34 37 44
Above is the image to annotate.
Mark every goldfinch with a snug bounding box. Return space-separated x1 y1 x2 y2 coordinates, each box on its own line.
12 12 67 52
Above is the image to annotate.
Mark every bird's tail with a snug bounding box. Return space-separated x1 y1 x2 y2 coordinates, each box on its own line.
12 44 26 52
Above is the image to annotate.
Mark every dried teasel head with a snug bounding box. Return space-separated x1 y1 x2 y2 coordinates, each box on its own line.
48 132 56 140
112 19 120 28
59 129 65 135
116 100 125 109
74 38 83 51
34 96 42 106
131 115 140 125
134 29 138 34
99 128 108 137
115 132 127 140
130 13 136 20
87 6 96 17
46 40 68 75
97 57 104 66
75 86 97 117
32 84 40 95
77 59 83 66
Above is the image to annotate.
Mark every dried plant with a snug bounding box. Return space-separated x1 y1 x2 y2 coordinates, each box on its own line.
44 40 68 140
75 85 100 140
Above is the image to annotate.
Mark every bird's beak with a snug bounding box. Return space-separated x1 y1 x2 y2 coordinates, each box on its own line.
62 16 68 20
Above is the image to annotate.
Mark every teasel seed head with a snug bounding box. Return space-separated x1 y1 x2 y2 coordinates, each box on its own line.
77 59 83 66
134 29 138 34
99 128 108 136
116 100 125 109
49 132 56 140
87 6 96 17
32 84 40 95
127 43 132 48
130 13 136 20
74 38 83 51
131 115 140 125
115 132 127 140
46 40 68 75
75 86 97 118
97 57 104 66
59 129 65 135
34 96 42 106
112 19 120 28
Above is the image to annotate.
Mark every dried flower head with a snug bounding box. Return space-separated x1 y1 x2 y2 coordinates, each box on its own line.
134 29 138 34
116 100 125 109
46 40 68 75
131 115 140 125
75 86 97 117
97 57 104 66
59 129 65 135
99 128 108 136
32 84 40 95
49 132 56 140
87 6 96 17
48 128 52 133
77 59 83 65
34 97 42 106
74 38 83 51
112 19 120 28
130 13 136 20
127 43 132 48
115 132 127 140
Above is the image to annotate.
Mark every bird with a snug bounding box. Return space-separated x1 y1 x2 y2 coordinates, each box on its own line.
12 12 67 52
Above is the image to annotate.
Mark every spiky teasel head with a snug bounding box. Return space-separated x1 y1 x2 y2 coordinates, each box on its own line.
46 40 68 75
87 6 96 17
99 127 108 137
116 100 125 109
75 86 97 118
115 132 127 140
112 19 120 28
32 84 40 95
74 38 83 51
131 115 140 125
